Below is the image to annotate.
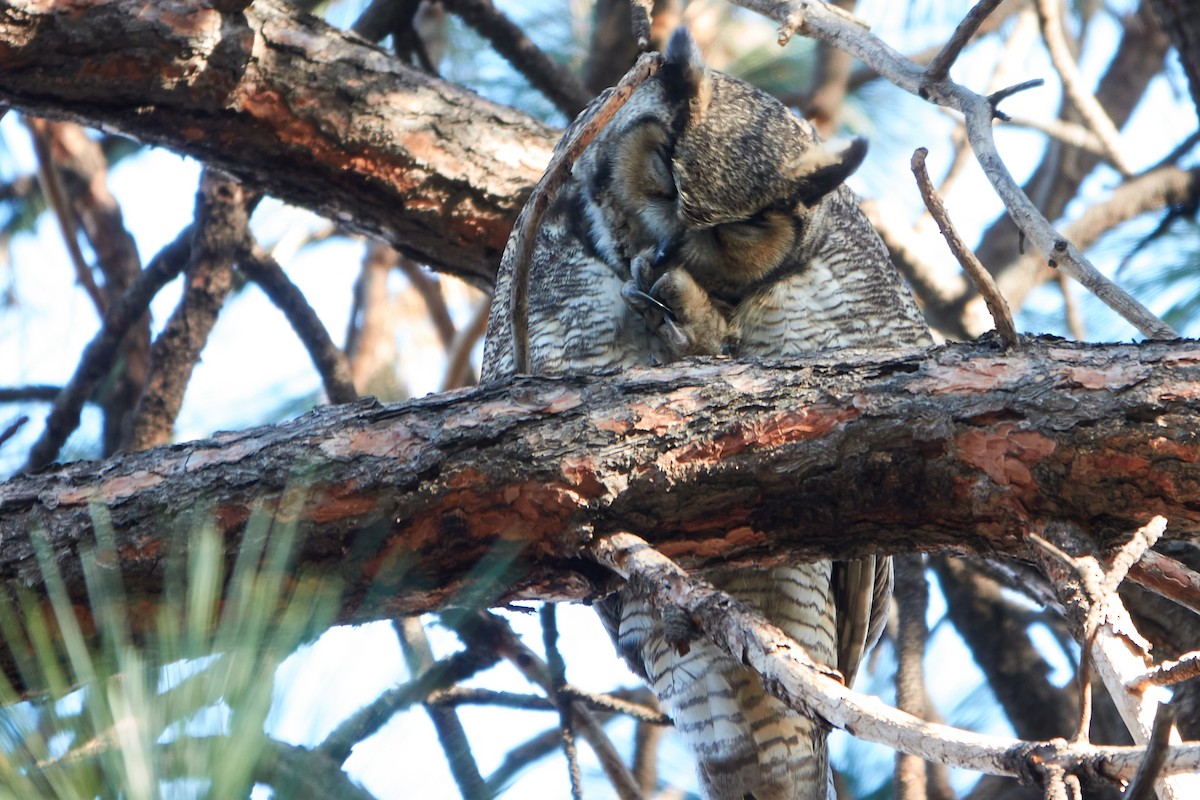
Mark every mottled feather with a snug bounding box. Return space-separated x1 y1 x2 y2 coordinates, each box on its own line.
483 27 929 800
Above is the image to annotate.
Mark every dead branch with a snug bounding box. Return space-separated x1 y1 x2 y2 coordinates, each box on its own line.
508 51 662 373
1131 654 1200 691
1031 519 1196 800
910 147 1019 348
588 531 1200 784
1034 0 1132 175
22 227 193 472
125 172 250 452
733 0 1175 340
241 245 358 405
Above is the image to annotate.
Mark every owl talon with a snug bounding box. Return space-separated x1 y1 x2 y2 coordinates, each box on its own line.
621 282 677 321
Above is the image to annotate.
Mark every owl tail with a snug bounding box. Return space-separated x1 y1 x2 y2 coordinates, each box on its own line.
613 595 833 800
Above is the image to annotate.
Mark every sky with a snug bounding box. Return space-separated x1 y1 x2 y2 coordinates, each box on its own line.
0 0 1196 797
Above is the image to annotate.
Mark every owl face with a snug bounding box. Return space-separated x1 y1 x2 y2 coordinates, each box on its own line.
579 28 867 306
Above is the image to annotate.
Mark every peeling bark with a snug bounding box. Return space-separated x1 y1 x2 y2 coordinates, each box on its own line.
0 0 557 286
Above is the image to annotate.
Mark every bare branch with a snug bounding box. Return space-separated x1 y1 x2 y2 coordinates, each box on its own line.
1034 0 1133 176
320 643 500 765
911 147 1018 348
395 616 489 800
441 0 592 116
925 0 1006 82
396 256 457 352
509 52 662 373
1126 704 1180 800
25 118 106 317
731 0 1176 340
1003 115 1109 159
125 172 249 452
454 613 643 799
1031 520 1198 800
1131 654 1200 690
589 531 1200 783
22 227 192 472
1129 551 1200 618
894 555 933 800
442 296 490 391
241 246 358 405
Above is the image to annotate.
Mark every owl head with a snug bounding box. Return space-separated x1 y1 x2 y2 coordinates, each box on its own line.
584 28 866 303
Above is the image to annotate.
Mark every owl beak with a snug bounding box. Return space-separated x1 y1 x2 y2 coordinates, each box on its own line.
652 234 683 271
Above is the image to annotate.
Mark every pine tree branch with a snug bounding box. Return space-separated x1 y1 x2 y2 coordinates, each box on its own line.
3 339 1200 667
0 0 557 287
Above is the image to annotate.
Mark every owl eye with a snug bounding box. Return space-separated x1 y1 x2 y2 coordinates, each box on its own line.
710 210 797 284
644 146 676 200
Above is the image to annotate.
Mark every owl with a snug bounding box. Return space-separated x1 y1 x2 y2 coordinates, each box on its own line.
482 28 931 800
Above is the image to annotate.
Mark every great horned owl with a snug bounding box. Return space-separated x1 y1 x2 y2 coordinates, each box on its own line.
483 28 930 800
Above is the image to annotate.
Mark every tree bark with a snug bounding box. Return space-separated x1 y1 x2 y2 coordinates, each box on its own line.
0 0 557 287
2 338 1200 630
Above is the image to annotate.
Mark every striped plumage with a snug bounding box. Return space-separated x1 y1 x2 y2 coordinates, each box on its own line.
483 28 929 800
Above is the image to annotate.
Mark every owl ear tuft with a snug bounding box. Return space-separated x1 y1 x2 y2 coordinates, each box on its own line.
663 28 712 117
787 137 868 206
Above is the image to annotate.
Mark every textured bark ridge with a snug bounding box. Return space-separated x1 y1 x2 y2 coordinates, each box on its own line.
0 0 558 286
2 337 1199 625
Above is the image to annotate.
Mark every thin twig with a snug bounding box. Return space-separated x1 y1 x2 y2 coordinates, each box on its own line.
441 0 591 116
395 616 489 800
894 555 931 800
559 686 670 725
924 0 1006 82
509 52 662 373
241 245 358 405
0 416 28 449
320 645 501 764
395 256 457 351
455 612 643 799
23 226 193 472
1030 521 1195 800
441 295 490 391
485 726 573 794
1004 115 1109 159
541 604 582 800
1126 704 1179 800
1130 653 1200 690
1102 516 1167 595
986 78 1045 119
1026 532 1106 743
733 0 1177 340
1057 272 1087 340
25 118 107 317
0 386 69 404
429 684 670 723
1034 0 1132 176
911 147 1019 348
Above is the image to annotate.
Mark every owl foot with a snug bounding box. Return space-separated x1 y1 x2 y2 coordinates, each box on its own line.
623 259 736 359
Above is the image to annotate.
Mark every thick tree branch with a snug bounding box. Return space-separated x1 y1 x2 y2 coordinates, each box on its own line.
3 339 1200 634
0 0 557 287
